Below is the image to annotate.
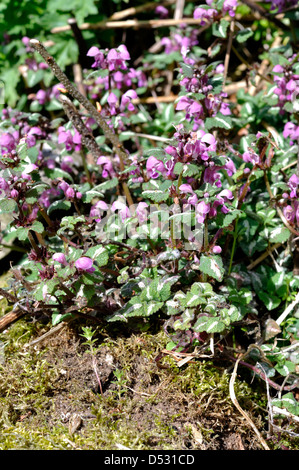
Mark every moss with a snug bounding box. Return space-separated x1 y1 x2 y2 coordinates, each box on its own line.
0 320 298 450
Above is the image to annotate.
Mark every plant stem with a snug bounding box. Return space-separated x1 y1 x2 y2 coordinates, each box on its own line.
30 39 134 208
228 217 238 275
264 170 299 237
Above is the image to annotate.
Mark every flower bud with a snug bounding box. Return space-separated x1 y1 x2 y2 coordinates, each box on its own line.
75 257 95 273
52 253 67 265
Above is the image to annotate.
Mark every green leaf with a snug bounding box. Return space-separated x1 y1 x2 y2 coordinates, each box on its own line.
142 190 169 202
30 221 44 233
94 177 119 192
173 308 195 330
235 28 254 43
44 167 74 182
216 209 241 228
269 226 291 243
205 114 232 131
25 183 50 204
199 255 225 282
212 19 230 38
0 198 17 214
179 62 194 78
85 245 109 267
257 291 281 310
81 190 104 203
48 199 72 215
275 361 296 377
144 301 164 316
52 312 73 326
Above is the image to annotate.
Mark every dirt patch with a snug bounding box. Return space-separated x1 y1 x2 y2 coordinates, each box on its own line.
0 322 273 450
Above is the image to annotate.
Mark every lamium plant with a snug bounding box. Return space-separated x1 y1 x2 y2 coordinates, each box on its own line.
0 0 298 425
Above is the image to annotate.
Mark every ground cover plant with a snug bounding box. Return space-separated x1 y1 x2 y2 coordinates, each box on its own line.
0 0 298 450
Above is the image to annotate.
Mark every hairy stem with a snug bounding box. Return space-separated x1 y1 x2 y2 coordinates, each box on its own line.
30 39 134 208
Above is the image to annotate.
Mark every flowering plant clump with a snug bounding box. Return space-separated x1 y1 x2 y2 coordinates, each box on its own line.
0 0 299 435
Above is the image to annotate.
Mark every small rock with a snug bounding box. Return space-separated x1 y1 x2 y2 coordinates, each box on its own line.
68 413 82 435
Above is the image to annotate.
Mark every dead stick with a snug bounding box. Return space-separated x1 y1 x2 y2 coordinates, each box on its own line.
247 243 282 270
51 17 212 34
0 308 26 333
229 354 271 450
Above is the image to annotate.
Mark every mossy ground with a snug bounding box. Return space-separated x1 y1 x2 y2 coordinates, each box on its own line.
0 316 297 451
0 276 298 450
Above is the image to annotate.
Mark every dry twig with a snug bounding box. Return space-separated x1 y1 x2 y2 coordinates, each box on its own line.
229 354 271 450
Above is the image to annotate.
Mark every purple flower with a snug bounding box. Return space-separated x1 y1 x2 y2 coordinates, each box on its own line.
155 5 169 18
75 257 95 273
90 200 109 221
212 245 222 254
107 92 118 115
242 150 260 166
0 177 9 193
52 253 67 265
111 200 131 222
107 45 130 71
283 122 299 142
58 127 82 152
288 174 299 198
120 89 138 112
97 156 116 179
10 189 19 198
0 132 16 151
65 186 75 199
196 201 210 224
193 6 218 25
87 46 107 69
223 0 238 17
146 156 167 179
58 180 69 193
36 89 49 105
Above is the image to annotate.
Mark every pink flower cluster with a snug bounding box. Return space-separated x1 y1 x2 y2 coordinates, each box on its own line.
194 0 238 23
282 173 299 227
272 60 299 114
283 122 299 144
58 180 82 200
265 0 297 13
53 253 96 273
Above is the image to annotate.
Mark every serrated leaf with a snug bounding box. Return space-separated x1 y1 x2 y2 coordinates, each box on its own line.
236 28 254 43
0 198 17 214
212 19 230 38
216 209 241 228
185 292 206 307
48 199 72 215
44 167 73 182
179 62 194 78
205 115 232 131
30 221 44 233
144 301 164 316
199 255 224 282
142 190 169 202
82 190 104 203
275 360 296 377
257 291 281 310
173 308 195 330
269 226 291 243
94 177 119 192
206 317 226 333
85 245 109 267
